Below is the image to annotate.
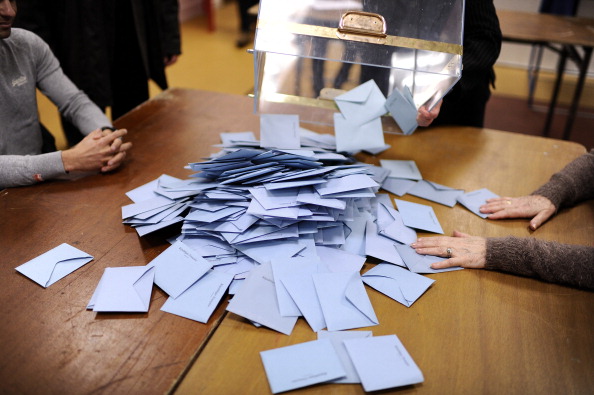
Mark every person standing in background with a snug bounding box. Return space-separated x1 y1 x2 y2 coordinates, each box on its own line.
15 0 181 146
235 0 258 48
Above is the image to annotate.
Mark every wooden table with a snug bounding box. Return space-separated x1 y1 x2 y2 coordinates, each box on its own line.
497 9 594 140
1 89 593 395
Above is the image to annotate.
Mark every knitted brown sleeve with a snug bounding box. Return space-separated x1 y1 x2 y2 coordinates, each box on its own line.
531 150 594 209
485 237 594 290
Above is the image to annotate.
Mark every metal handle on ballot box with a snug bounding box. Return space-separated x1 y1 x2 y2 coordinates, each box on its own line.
337 11 387 44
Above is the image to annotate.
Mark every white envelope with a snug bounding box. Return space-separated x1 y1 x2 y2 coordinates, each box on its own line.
362 263 435 307
344 334 424 392
16 243 93 288
313 271 379 331
260 339 346 394
334 79 387 126
87 266 155 312
147 240 213 298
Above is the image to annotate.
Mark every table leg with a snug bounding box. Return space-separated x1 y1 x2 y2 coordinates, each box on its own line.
543 45 568 137
562 46 593 140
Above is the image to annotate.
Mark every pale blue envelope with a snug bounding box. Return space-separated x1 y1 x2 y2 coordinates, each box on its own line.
260 339 346 394
376 203 417 245
408 180 465 207
381 177 417 196
362 263 435 307
457 188 500 218
344 334 424 392
393 243 461 274
260 114 301 150
380 159 423 180
334 79 387 126
394 199 444 234
334 113 385 153
226 262 298 335
87 266 155 312
364 220 406 267
16 243 93 288
313 271 379 331
385 86 418 135
161 269 234 323
147 240 213 298
317 330 373 384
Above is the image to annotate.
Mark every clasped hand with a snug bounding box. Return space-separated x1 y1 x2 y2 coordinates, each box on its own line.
61 128 133 173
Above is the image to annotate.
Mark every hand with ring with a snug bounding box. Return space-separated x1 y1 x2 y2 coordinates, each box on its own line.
479 195 556 230
411 230 487 269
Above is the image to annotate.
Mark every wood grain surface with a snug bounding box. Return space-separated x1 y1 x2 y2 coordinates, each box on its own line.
174 106 594 395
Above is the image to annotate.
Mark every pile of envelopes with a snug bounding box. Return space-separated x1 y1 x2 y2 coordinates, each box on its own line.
113 121 500 329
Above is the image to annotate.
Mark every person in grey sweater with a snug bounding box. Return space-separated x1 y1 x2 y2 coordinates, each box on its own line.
0 0 132 189
412 150 594 290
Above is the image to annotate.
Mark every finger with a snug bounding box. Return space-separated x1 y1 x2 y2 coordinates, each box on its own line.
529 209 555 230
108 151 126 166
102 128 128 144
452 230 470 238
413 246 450 257
110 138 123 152
118 141 133 152
430 257 462 269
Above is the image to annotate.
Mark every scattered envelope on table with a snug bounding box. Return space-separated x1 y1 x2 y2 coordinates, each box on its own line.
161 269 234 323
147 240 213 299
376 203 417 245
457 188 500 218
408 180 464 207
334 113 385 153
313 271 378 331
334 79 387 126
364 220 406 267
260 114 301 150
381 177 418 196
15 243 93 288
380 160 423 180
393 243 461 274
344 334 424 392
385 86 418 135
281 267 327 332
87 266 155 312
317 330 373 384
394 199 444 234
362 263 434 307
260 338 346 394
226 262 298 335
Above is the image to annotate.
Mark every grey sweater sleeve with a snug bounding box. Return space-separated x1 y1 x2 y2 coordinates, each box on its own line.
0 152 66 189
485 237 594 290
0 29 112 188
485 150 594 289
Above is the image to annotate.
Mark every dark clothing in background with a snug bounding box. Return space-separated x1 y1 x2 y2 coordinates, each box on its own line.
430 0 501 128
15 0 181 145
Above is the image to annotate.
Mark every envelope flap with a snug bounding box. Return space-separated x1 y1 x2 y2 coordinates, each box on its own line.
335 80 374 103
345 272 378 324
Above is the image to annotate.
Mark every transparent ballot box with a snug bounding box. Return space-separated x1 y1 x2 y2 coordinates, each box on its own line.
253 0 464 133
